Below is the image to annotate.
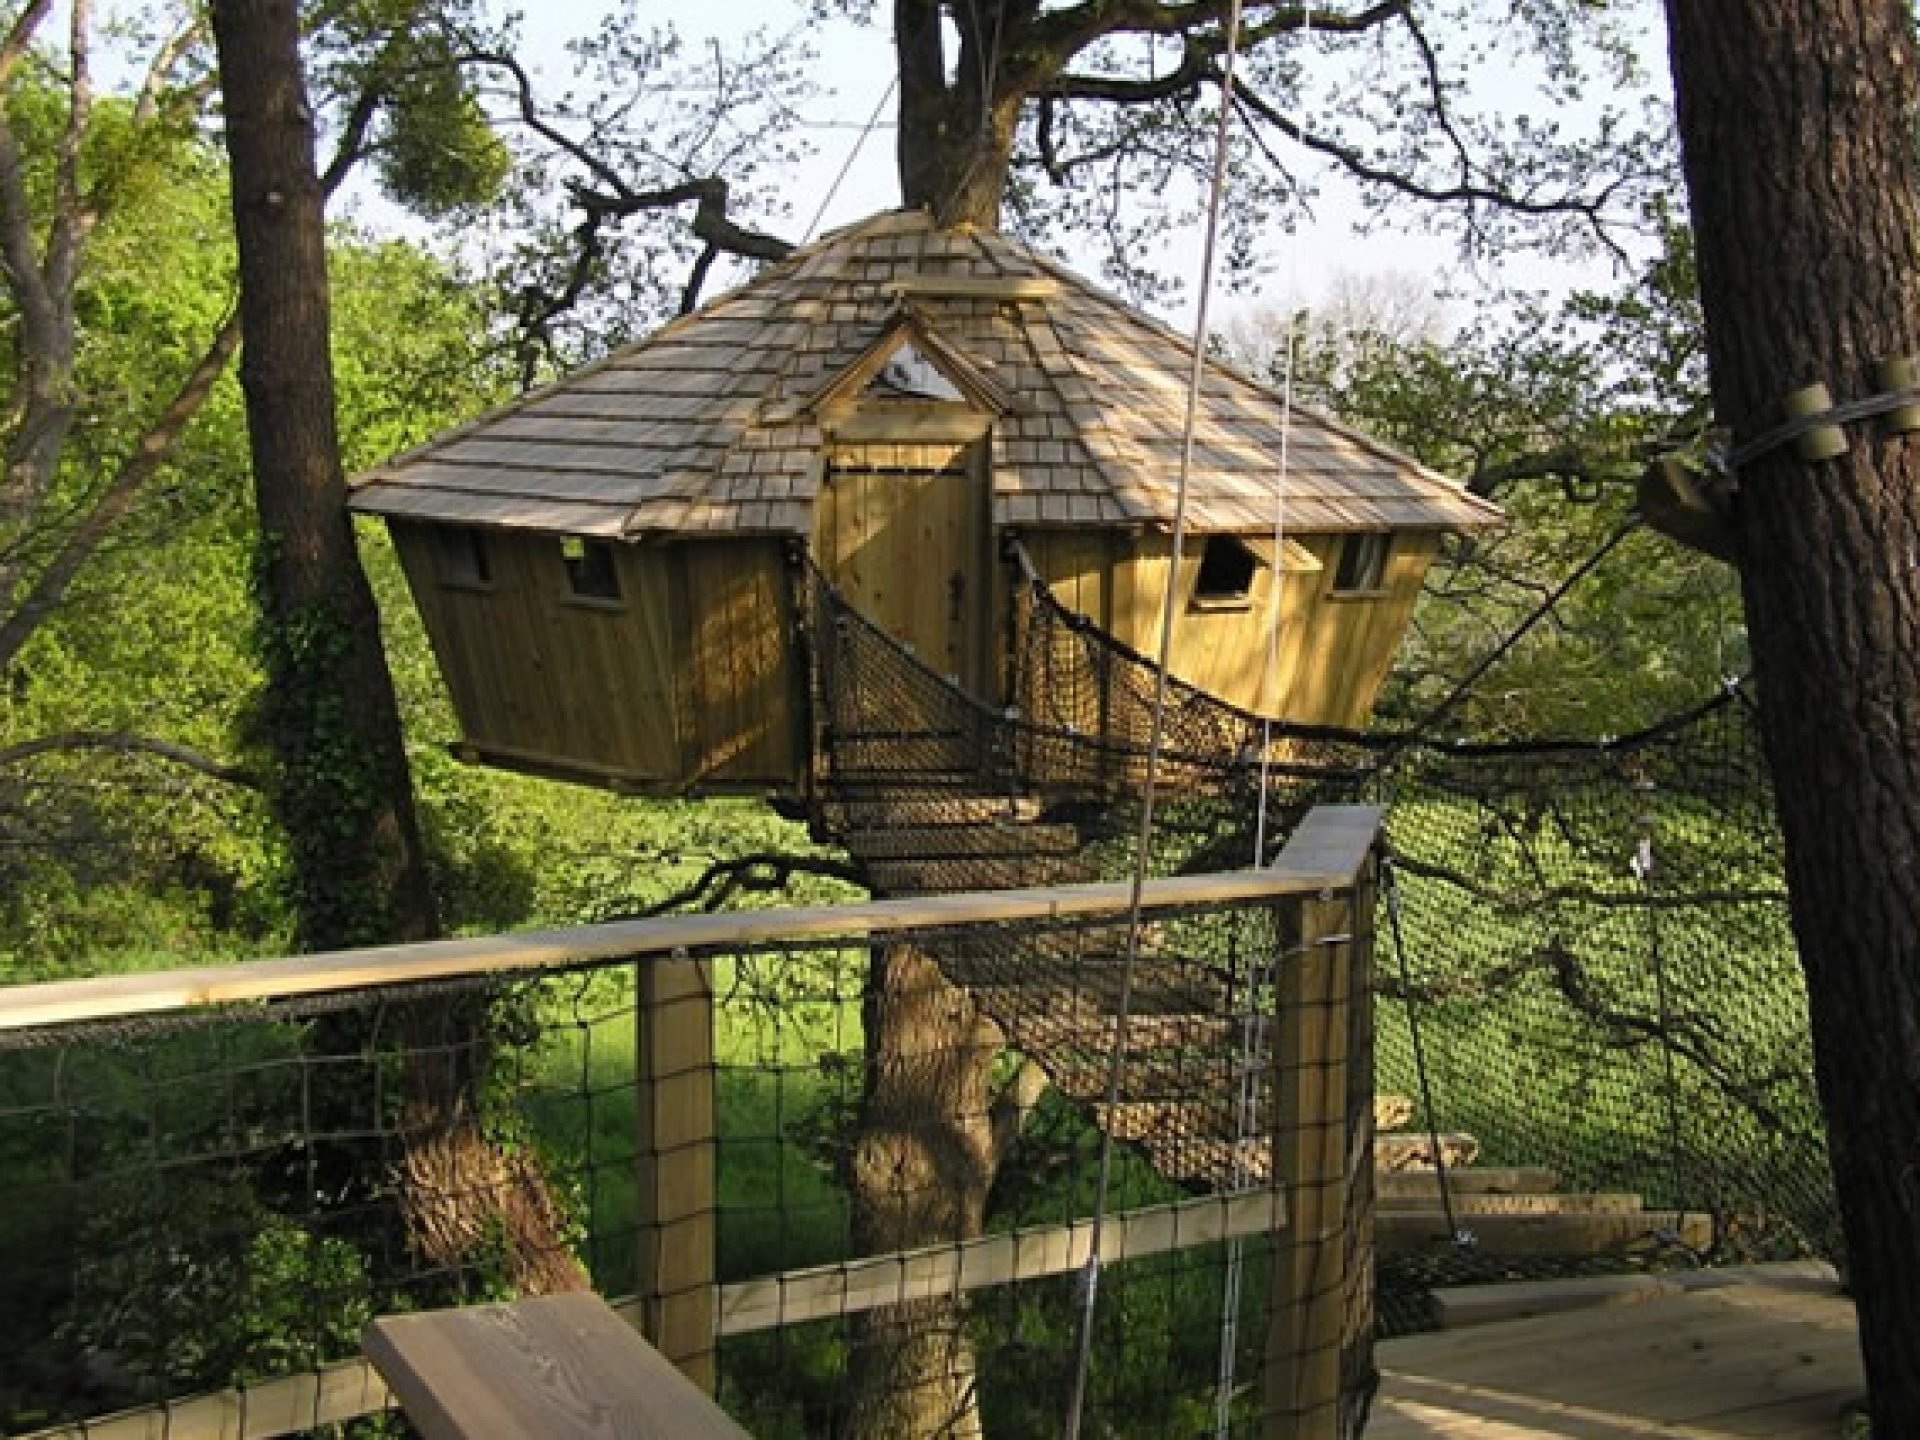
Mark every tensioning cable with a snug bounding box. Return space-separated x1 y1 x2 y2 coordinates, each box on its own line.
1061 4 1249 1436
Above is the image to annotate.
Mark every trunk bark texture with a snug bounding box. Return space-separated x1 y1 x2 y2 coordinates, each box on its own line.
1664 3 1920 1429
894 0 1021 228
846 944 1001 1439
210 0 583 1298
211 0 437 953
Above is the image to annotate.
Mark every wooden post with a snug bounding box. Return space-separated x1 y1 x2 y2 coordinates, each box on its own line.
1265 877 1359 1439
635 952 718 1391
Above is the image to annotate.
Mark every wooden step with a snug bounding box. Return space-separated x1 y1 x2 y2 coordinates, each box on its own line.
1376 1167 1559 1202
1375 1094 1415 1132
1378 1208 1713 1259
1377 1191 1645 1217
1375 1131 1481 1172
828 794 1042 828
1429 1259 1840 1330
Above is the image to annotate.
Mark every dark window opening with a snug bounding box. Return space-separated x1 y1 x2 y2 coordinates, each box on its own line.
433 526 491 588
562 536 622 603
1192 536 1260 605
1333 533 1392 594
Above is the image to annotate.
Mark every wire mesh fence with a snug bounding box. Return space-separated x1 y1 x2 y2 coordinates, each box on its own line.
0 861 1371 1440
988 550 1834 1338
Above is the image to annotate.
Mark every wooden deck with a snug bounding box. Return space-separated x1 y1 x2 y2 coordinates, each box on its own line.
1369 1273 1863 1438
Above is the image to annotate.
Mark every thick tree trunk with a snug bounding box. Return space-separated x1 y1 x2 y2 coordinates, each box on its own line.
893 0 1020 228
210 0 583 1298
210 0 437 953
846 944 1001 1439
1664 3 1920 1430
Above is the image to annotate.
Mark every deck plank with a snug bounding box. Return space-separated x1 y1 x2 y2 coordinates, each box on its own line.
1369 1278 1862 1439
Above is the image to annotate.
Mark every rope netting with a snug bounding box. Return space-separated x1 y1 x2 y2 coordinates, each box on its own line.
810 551 1834 1341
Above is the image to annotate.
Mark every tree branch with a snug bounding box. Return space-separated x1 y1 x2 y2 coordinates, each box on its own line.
0 729 262 787
463 45 794 363
0 0 52 89
1030 0 1405 66
615 851 864 920
0 309 243 673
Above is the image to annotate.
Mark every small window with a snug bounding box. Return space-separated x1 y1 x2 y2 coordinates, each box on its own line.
432 526 491 589
1192 536 1260 608
1332 533 1392 594
561 536 622 604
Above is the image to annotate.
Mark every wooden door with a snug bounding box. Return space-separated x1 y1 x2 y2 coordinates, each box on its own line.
814 446 991 696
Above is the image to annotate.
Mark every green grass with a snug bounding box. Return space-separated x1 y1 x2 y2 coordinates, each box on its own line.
520 952 865 1296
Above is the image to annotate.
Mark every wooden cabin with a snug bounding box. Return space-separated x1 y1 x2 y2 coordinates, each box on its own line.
350 210 1500 797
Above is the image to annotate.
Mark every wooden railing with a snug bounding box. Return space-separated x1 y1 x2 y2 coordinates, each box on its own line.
0 806 1380 1440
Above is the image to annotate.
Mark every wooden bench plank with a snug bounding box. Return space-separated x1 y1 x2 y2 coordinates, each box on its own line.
364 1293 748 1440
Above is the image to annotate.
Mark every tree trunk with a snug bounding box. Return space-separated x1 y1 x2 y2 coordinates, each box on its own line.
893 0 1020 229
1664 3 1920 1430
846 944 1001 1440
210 0 437 953
209 0 583 1299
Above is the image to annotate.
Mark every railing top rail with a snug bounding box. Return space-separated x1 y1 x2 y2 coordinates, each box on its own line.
0 806 1381 1035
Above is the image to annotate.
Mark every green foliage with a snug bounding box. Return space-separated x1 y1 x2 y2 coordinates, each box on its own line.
371 34 512 218
61 1181 376 1392
1229 219 1743 739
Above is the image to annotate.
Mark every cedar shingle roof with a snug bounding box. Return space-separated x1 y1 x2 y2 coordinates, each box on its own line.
350 210 1501 536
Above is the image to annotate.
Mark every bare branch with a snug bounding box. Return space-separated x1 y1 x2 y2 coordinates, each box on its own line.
464 44 794 355
1227 76 1629 258
0 730 262 788
612 851 864 920
130 14 203 125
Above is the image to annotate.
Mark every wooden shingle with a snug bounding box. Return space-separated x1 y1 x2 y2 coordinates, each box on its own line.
352 210 1500 538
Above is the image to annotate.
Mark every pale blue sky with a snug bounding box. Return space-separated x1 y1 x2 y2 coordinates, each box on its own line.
485 0 1673 335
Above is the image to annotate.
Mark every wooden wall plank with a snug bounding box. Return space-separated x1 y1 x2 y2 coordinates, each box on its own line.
386 523 685 783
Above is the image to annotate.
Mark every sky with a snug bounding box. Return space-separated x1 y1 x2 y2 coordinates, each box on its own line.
352 0 1674 339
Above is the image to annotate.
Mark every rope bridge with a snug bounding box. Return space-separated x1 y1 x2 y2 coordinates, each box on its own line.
811 551 1832 1335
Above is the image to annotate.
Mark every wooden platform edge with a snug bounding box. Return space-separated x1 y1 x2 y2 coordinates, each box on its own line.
364 1292 750 1440
1432 1257 1841 1330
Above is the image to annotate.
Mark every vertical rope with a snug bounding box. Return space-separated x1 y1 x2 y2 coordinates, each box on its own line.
1062 6 1247 1435
1217 10 1311 1426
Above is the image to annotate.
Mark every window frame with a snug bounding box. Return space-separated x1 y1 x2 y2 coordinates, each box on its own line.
560 535 624 608
1330 532 1393 597
431 525 493 592
1188 535 1262 612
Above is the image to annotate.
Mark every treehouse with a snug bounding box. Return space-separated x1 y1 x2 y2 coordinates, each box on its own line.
350 209 1500 797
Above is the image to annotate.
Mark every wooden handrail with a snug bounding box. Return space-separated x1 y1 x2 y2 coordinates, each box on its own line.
0 806 1381 1034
